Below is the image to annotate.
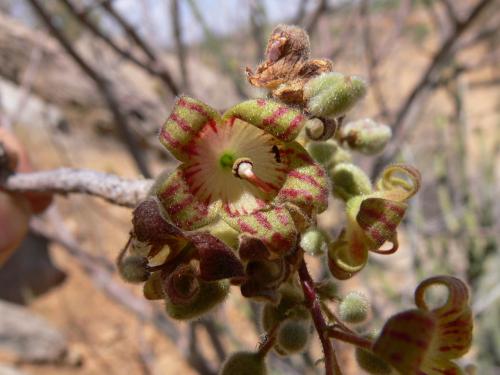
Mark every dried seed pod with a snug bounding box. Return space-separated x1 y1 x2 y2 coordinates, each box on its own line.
304 72 367 119
339 291 370 323
220 351 267 375
118 255 150 283
330 163 372 201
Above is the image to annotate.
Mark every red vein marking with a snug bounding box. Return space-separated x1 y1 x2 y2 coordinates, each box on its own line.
254 212 272 230
160 128 182 149
169 113 192 133
281 113 305 140
238 219 258 235
178 97 210 118
168 196 193 215
263 106 289 126
288 170 321 188
256 98 266 107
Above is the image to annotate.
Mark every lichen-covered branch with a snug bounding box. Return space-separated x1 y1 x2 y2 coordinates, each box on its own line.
2 168 154 208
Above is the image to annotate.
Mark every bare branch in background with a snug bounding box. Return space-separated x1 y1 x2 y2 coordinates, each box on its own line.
360 0 390 119
170 0 190 91
186 0 248 99
187 322 217 375
293 0 309 25
57 0 179 97
199 317 227 364
249 0 267 61
372 0 496 178
26 0 152 178
3 168 153 207
305 0 327 37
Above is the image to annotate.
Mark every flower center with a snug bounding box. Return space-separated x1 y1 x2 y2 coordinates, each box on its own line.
183 119 289 215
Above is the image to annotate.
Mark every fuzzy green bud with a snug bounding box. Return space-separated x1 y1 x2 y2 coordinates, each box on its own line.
340 118 392 155
300 228 328 256
220 351 267 375
331 163 372 201
307 140 352 171
118 255 150 283
304 72 367 119
276 319 311 354
165 279 229 320
339 291 370 323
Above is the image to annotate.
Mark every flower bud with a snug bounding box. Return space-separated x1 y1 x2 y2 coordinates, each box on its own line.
331 163 372 201
220 351 267 375
165 279 229 320
276 319 312 354
340 118 392 155
307 140 352 171
315 279 338 300
118 255 150 283
339 291 370 323
300 228 328 256
304 72 367 119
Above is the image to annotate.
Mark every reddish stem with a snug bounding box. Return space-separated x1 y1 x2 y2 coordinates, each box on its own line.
298 259 342 375
327 328 373 350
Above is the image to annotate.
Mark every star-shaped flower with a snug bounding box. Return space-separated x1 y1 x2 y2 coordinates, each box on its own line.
156 95 329 254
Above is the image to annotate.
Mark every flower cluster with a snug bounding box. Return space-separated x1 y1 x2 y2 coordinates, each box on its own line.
117 24 474 375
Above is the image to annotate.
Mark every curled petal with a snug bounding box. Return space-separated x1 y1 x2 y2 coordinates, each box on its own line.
222 206 297 255
275 142 329 214
356 197 407 249
376 164 421 202
327 229 368 280
374 277 473 375
373 309 436 374
159 96 221 161
222 99 307 142
156 167 220 231
187 232 244 281
415 276 473 360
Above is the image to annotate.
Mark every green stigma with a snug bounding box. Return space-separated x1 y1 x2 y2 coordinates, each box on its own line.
219 152 236 169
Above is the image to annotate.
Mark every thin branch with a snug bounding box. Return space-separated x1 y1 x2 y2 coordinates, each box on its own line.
360 0 390 119
199 317 227 364
2 168 153 208
372 0 495 178
305 0 327 37
185 0 248 99
58 0 179 96
249 0 267 61
188 322 217 375
27 0 152 178
170 0 190 91
99 0 179 95
293 0 309 25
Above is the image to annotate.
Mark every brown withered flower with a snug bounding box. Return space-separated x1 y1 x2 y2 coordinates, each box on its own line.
246 24 333 105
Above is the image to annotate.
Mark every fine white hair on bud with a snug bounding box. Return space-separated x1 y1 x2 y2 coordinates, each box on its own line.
339 291 370 323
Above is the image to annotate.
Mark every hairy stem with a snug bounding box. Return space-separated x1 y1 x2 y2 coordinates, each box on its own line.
327 328 373 350
298 259 342 375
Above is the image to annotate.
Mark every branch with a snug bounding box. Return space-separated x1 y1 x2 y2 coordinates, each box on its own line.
305 0 328 37
57 0 179 96
27 0 152 178
2 168 153 208
371 0 495 177
170 0 190 91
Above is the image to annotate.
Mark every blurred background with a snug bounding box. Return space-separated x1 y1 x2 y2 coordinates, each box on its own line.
0 0 498 374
